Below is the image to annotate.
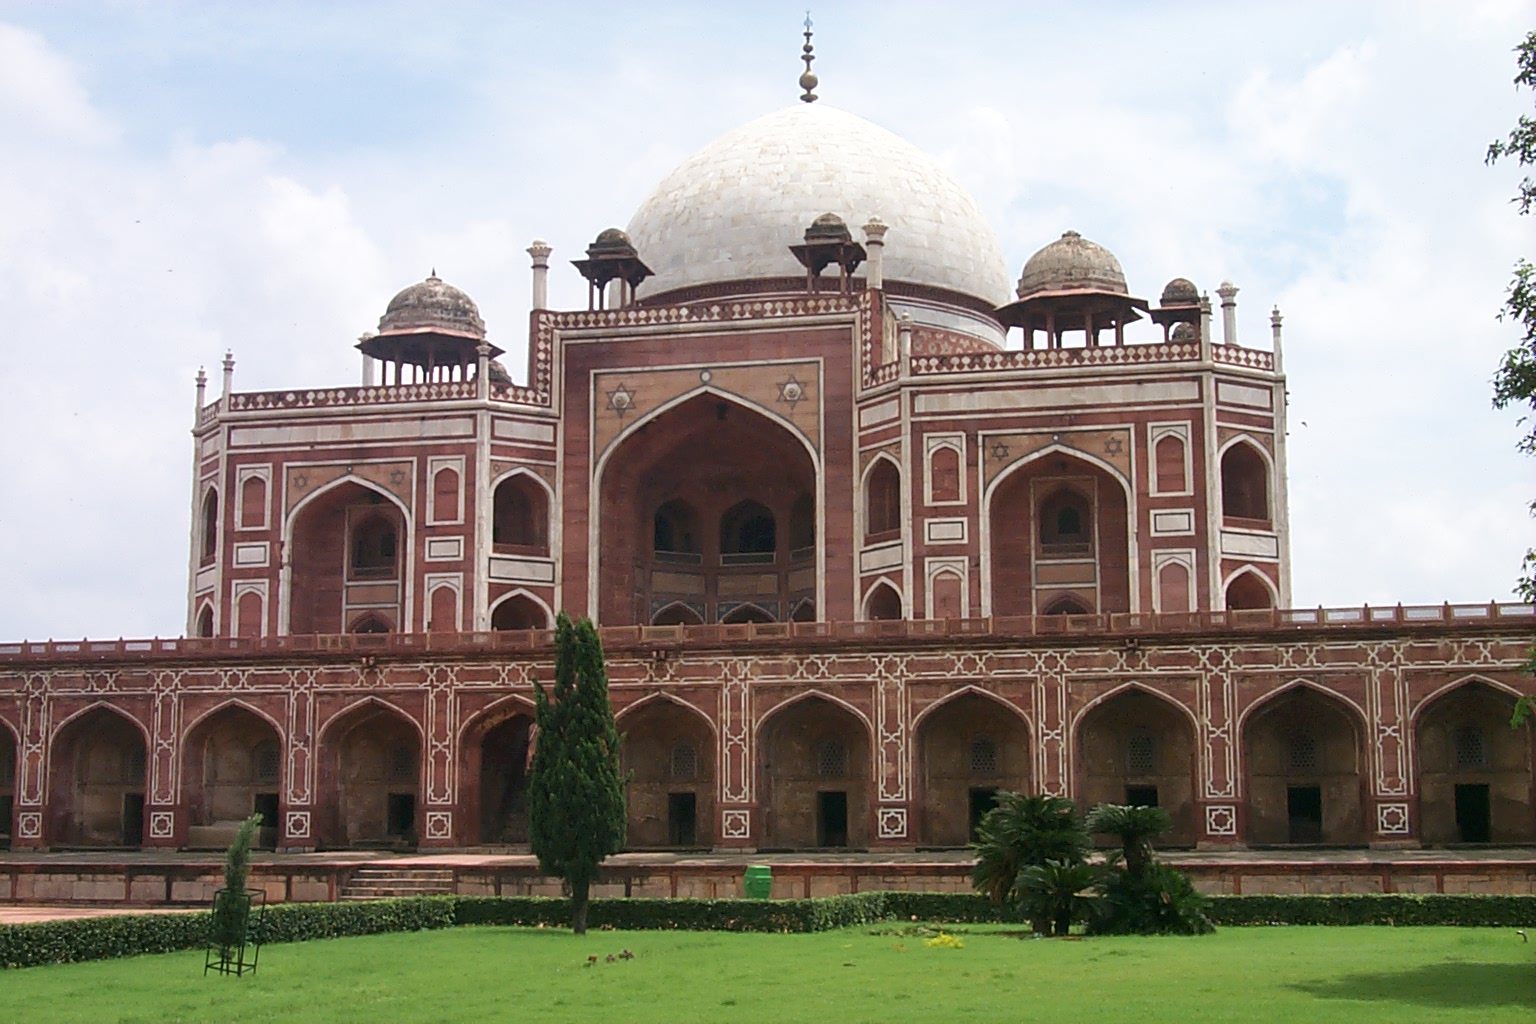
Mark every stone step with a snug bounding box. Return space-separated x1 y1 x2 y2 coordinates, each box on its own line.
347 869 455 881
339 865 458 901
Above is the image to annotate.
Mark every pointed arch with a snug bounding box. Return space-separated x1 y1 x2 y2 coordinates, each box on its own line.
650 601 704 626
615 691 720 742
194 601 216 638
1223 567 1278 610
182 698 287 741
316 695 425 747
281 474 414 637
1218 436 1274 523
912 685 1033 732
980 442 1138 618
1236 679 1369 737
863 579 903 620
489 588 554 631
591 386 821 627
1069 681 1201 737
458 693 537 747
861 452 903 542
1410 673 1528 727
753 688 875 745
721 602 777 625
491 467 553 555
596 385 821 476
50 701 151 746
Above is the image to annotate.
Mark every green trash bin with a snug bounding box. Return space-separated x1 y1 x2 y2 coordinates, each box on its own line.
743 864 773 899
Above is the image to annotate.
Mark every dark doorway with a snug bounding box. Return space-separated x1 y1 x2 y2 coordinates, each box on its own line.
817 791 848 848
254 792 280 829
1286 785 1322 843
0 794 12 843
387 793 415 838
122 793 145 847
968 787 1000 839
1454 784 1491 843
1126 785 1159 808
668 792 697 847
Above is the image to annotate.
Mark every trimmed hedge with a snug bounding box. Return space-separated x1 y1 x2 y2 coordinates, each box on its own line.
1206 894 1536 928
3 891 1534 970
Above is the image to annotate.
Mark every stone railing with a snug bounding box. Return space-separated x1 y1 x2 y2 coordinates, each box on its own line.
3 603 1530 664
209 380 550 415
911 340 1203 375
1212 343 1275 371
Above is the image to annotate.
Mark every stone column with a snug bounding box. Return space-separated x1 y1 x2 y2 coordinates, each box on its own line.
1195 648 1243 848
528 240 552 311
419 684 458 848
872 659 913 847
221 350 236 398
12 680 49 850
1216 281 1239 347
279 685 317 852
143 684 182 848
194 367 207 414
862 217 887 290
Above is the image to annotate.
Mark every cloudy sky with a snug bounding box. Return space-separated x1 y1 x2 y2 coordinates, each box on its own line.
0 1 1531 639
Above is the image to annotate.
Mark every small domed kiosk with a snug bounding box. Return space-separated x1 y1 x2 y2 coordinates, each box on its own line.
995 231 1149 348
358 272 502 384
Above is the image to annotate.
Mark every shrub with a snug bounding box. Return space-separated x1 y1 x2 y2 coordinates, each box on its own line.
970 793 1089 904
1016 861 1103 937
1091 863 1215 936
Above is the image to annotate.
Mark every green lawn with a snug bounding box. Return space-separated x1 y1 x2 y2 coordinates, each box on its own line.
4 925 1533 1024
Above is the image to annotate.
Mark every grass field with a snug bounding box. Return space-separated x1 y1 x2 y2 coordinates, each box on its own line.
3 924 1533 1024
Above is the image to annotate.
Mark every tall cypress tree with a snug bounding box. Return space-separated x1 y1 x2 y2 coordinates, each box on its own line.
529 611 626 935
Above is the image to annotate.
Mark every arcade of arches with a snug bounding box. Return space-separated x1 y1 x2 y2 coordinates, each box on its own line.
7 673 1531 852
990 454 1130 616
599 395 817 627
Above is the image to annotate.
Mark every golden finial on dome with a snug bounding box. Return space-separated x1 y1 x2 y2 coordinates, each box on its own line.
799 12 818 103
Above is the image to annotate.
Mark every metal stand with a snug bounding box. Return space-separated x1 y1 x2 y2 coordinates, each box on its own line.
204 887 265 977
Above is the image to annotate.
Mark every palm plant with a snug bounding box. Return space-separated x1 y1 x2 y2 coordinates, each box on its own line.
1015 860 1102 937
1085 803 1171 879
970 792 1089 904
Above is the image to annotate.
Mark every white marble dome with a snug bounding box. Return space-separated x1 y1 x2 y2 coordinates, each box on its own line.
626 104 1012 309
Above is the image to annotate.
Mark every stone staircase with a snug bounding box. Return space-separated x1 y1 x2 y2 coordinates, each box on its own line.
339 865 457 901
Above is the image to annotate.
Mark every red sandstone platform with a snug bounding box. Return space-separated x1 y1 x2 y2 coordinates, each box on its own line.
2 847 1533 907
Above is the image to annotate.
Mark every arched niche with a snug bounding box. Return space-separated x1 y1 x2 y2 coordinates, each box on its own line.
1415 681 1534 845
491 593 550 631
49 707 147 847
317 702 420 849
1242 687 1366 845
988 450 1130 616
619 699 715 849
864 458 901 542
1221 441 1270 525
1076 689 1197 846
865 581 902 621
289 481 406 635
1226 570 1276 611
651 602 704 626
461 704 534 845
201 487 219 563
195 603 215 639
758 696 870 850
916 692 1030 846
183 705 282 849
493 473 550 556
597 393 815 626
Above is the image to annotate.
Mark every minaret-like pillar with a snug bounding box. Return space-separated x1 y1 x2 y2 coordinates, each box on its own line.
862 217 888 290
476 340 491 400
1216 281 1239 347
528 240 552 311
194 367 207 413
897 312 913 363
221 350 236 397
1270 305 1285 374
1199 294 1213 351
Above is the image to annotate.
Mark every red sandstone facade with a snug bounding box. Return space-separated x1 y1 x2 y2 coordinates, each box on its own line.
1 85 1532 859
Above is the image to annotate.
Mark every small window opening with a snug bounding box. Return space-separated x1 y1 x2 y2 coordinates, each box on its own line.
670 742 697 780
1288 733 1317 773
816 740 847 777
969 737 998 775
1127 733 1156 775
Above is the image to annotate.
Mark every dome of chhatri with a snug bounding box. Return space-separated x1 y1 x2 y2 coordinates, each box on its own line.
625 103 1012 307
378 272 486 340
1015 231 1128 300
1160 277 1200 307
